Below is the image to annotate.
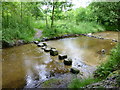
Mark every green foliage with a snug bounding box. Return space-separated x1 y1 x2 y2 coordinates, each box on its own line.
94 43 120 79
68 78 99 88
33 20 46 29
88 2 120 31
2 2 35 45
42 20 104 38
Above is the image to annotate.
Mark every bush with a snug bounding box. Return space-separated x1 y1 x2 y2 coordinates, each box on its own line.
94 43 120 79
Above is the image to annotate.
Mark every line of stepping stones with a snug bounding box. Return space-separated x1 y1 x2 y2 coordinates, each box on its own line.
34 41 79 74
40 33 118 43
82 33 118 42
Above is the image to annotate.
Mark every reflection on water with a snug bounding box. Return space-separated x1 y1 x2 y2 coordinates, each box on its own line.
2 31 118 88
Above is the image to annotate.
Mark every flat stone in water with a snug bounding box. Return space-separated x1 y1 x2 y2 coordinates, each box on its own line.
58 54 67 60
64 58 72 65
50 49 58 56
70 67 79 74
44 47 51 52
41 46 47 50
34 41 39 44
37 43 44 47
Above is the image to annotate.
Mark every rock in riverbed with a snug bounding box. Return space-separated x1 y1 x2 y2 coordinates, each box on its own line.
37 42 47 47
58 54 67 60
44 47 51 52
34 41 39 44
70 67 79 74
37 43 44 47
50 49 58 56
112 39 118 42
64 58 72 65
41 46 47 50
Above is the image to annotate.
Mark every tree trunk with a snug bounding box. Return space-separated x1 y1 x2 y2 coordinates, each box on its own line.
51 0 55 28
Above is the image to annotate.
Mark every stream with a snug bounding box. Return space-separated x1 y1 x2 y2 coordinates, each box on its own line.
2 31 118 88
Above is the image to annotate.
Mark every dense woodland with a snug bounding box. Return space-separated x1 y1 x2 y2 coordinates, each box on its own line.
1 1 120 45
1 1 120 88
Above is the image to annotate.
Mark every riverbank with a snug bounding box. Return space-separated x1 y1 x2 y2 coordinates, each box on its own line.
2 31 118 49
68 43 120 88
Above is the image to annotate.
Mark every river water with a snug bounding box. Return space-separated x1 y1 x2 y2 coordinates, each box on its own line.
2 31 118 88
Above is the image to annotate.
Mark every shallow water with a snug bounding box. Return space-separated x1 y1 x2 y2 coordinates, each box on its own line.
2 31 118 88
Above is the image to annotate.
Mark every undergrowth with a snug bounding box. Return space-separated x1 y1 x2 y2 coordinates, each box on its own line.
42 20 104 38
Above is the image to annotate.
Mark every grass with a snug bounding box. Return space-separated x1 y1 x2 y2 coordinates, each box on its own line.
41 20 105 38
68 77 99 88
33 20 46 29
94 43 120 79
2 27 35 44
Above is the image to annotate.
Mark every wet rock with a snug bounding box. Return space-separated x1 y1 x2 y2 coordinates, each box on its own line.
112 39 118 42
101 49 106 54
70 67 79 74
99 37 104 39
87 33 92 36
51 47 56 50
50 49 58 56
34 41 39 44
64 58 72 65
15 40 24 46
58 54 67 60
37 43 44 47
43 42 47 46
41 46 47 50
37 42 47 47
44 47 51 52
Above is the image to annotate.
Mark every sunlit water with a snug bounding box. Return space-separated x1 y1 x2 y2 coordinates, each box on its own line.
2 31 118 88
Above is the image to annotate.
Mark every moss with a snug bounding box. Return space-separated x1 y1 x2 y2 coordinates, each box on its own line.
41 78 61 88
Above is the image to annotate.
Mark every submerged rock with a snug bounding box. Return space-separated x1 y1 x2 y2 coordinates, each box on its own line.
58 54 67 60
70 67 79 74
50 49 58 56
64 58 72 65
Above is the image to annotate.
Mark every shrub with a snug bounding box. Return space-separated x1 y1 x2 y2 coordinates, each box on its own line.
94 43 120 79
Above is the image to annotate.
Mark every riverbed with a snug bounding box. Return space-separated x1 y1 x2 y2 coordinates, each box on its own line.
2 31 118 88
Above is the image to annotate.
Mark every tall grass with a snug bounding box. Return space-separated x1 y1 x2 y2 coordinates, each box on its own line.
68 78 99 88
33 20 46 29
2 28 35 43
42 20 104 38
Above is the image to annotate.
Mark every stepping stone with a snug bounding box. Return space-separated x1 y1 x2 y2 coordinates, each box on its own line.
64 58 72 65
37 43 44 47
50 49 58 56
58 54 67 60
101 49 106 54
41 46 47 50
112 39 117 42
43 42 47 46
44 47 51 52
70 67 79 74
34 41 39 44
